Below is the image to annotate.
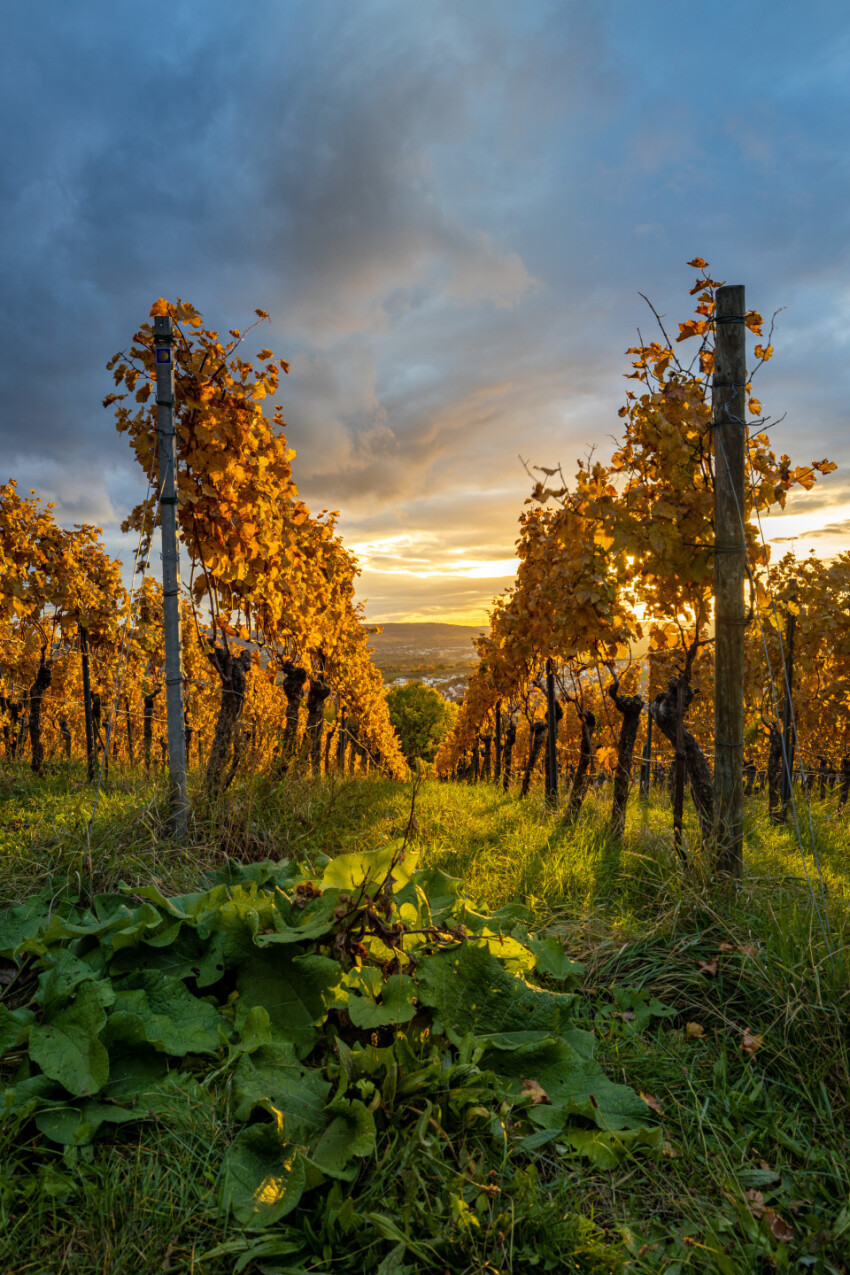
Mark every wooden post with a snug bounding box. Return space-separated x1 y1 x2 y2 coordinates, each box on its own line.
673 679 686 861
80 627 96 782
779 602 797 821
494 701 502 783
154 316 188 839
545 658 558 807
337 707 347 772
640 711 652 799
713 284 747 877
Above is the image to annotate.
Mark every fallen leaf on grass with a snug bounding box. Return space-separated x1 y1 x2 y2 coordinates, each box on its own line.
686 1022 705 1038
718 941 757 957
662 1141 679 1159
697 957 719 976
520 1078 550 1106
640 1092 664 1116
744 1192 793 1240
745 1189 766 1218
742 1029 764 1055
764 1209 794 1242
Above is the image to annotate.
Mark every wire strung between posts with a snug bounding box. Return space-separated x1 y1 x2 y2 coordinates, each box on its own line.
714 421 833 961
85 452 165 859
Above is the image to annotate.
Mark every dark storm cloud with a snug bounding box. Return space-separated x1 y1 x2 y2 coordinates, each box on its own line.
1 0 849 618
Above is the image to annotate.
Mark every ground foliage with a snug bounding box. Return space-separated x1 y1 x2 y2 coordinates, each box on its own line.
1 768 849 1273
1 826 656 1272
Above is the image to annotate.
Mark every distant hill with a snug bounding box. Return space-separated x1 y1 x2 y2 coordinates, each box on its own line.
366 623 485 694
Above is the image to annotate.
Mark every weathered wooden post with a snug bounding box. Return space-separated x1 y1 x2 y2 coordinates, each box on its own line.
640 711 652 799
779 595 797 821
153 315 188 839
494 701 502 783
79 628 96 782
545 658 558 807
673 679 686 861
713 284 747 877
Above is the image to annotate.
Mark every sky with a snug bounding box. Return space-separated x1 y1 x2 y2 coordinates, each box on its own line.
2 0 849 624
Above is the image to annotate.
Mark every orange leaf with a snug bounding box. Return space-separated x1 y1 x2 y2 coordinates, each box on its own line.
640 1092 664 1116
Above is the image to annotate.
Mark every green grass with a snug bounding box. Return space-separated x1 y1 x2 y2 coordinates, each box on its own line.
1 760 849 1273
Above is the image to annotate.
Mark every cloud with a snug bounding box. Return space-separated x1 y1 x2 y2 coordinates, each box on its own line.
0 0 849 629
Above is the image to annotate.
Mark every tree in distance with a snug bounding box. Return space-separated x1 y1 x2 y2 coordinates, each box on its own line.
386 680 457 766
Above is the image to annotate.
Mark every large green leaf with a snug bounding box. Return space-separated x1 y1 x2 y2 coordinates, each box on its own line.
525 933 585 983
416 940 575 1037
321 842 414 894
28 980 114 1097
219 1111 312 1229
0 1004 34 1055
232 1044 331 1133
308 1097 376 1178
558 1124 664 1168
252 891 341 947
0 1073 56 1120
347 973 417 1030
484 1034 652 1132
394 867 462 926
108 927 205 981
0 892 67 958
235 952 345 1056
35 950 100 1012
228 1005 273 1062
34 1099 139 1146
102 1046 169 1100
105 970 224 1056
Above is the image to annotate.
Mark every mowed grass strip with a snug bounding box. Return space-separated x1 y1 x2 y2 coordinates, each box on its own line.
1 762 849 1272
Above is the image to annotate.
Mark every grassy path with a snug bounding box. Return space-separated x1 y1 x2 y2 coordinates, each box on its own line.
1 764 848 1272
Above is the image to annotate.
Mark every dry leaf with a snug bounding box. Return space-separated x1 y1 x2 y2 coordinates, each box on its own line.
520 1078 551 1106
764 1209 794 1242
718 941 736 952
739 944 758 958
746 1189 766 1219
698 957 719 976
640 1092 665 1116
742 1029 764 1055
686 1022 705 1038
662 1140 679 1159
